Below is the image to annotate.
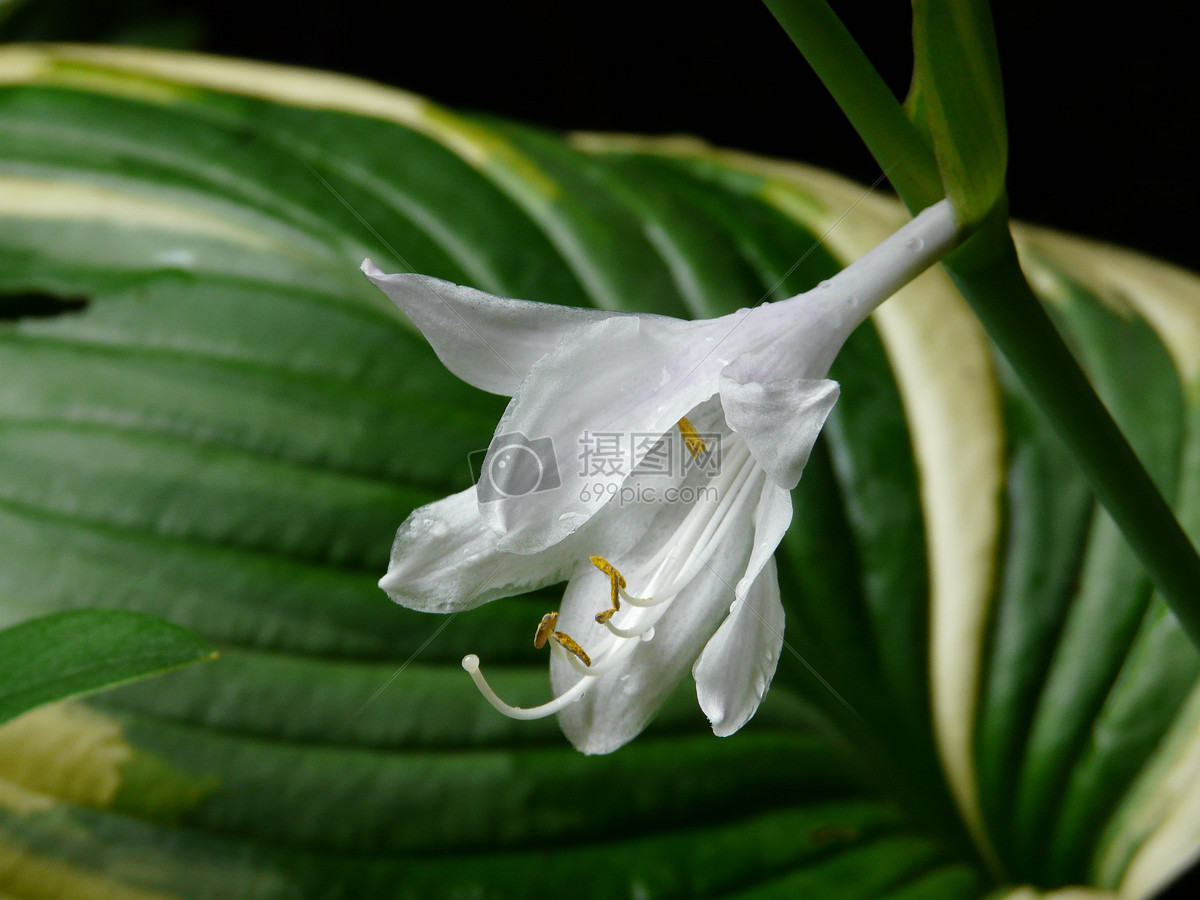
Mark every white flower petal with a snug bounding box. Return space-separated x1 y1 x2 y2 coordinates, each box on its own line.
693 557 785 737
720 363 840 490
362 259 618 395
736 476 794 603
369 200 965 748
480 311 755 553
379 481 677 614
548 487 757 754
721 295 854 385
377 487 582 613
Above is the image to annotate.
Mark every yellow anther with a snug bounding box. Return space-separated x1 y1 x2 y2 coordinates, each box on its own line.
590 554 625 622
533 610 592 666
533 611 558 649
550 631 591 667
678 417 706 458
590 555 626 592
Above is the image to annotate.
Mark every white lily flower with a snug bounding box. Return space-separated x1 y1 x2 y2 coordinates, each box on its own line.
362 199 958 754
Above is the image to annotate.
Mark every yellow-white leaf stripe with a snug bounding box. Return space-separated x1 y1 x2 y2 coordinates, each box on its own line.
0 175 274 246
748 156 1005 870
1016 228 1200 898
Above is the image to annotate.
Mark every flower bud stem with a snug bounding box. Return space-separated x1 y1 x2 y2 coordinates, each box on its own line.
765 0 1200 654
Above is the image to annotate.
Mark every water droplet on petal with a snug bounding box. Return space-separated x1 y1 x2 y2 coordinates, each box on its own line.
818 280 832 289
640 627 655 642
429 521 448 537
906 237 925 252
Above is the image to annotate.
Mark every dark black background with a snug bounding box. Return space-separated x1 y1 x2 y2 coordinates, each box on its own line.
5 0 1195 269
4 1 1198 895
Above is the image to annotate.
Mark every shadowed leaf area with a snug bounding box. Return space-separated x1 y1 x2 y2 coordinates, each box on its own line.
0 290 89 319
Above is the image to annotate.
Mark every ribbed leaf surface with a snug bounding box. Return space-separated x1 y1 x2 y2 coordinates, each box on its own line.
1 45 1198 900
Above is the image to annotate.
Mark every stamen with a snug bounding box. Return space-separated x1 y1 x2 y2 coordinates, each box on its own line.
590 554 626 622
590 555 625 605
533 611 557 649
678 417 706 458
603 616 657 640
589 555 627 589
556 633 644 676
590 554 653 617
641 439 751 577
617 585 668 608
670 460 762 589
461 654 588 720
550 631 592 667
462 434 765 726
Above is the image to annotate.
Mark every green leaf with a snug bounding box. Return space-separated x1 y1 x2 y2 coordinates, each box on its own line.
0 609 211 726
910 0 1008 226
0 43 1198 899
